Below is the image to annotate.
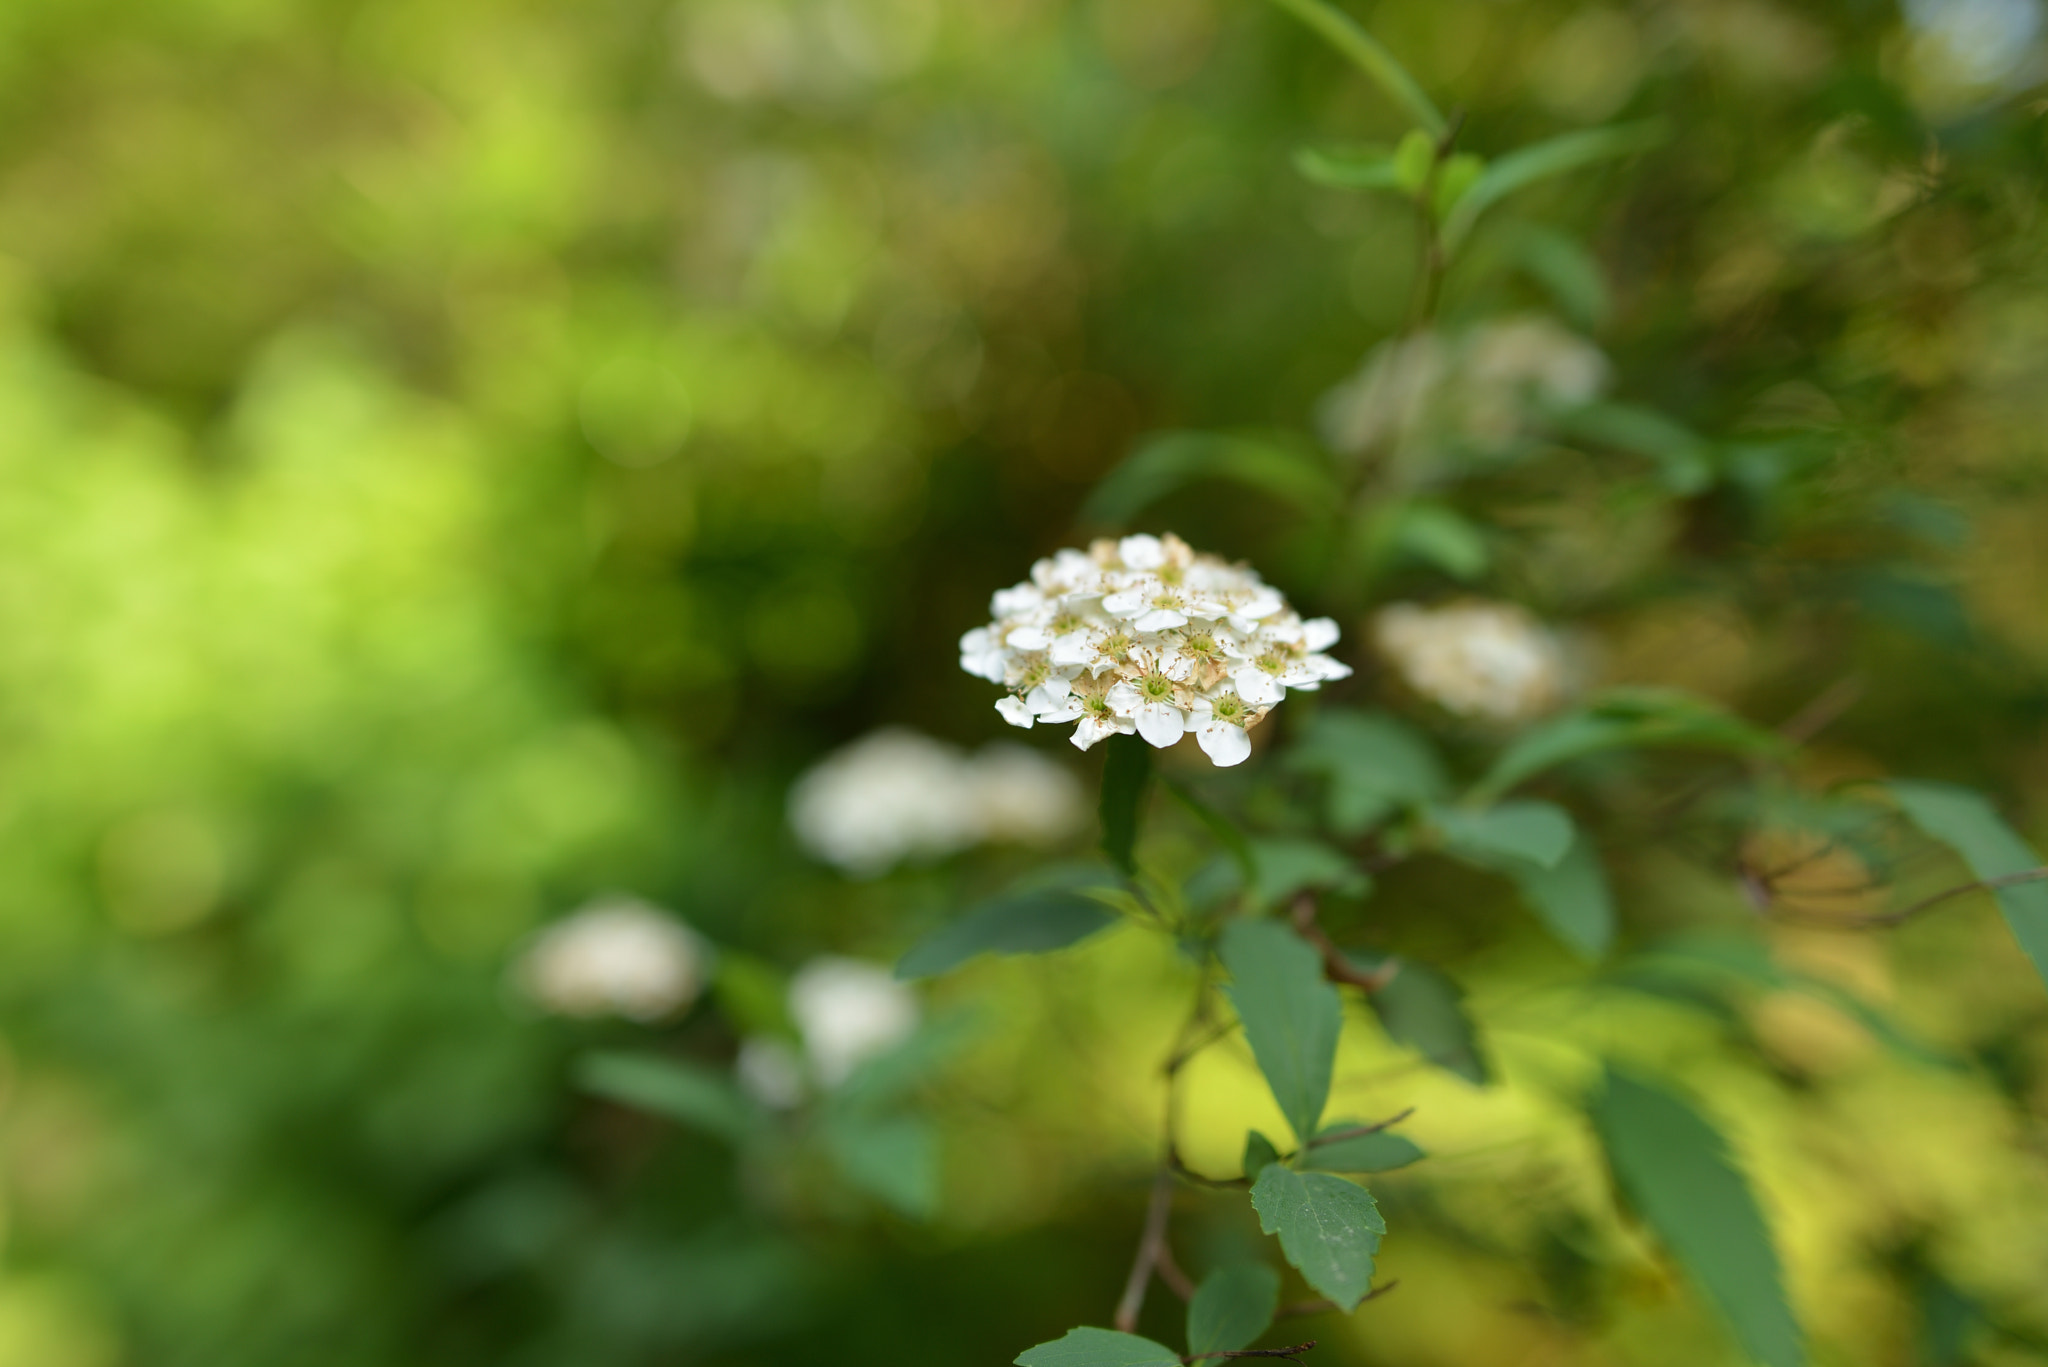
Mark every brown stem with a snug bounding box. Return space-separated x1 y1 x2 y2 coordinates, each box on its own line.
1184 1342 1318 1363
1276 1281 1397 1319
1778 674 1865 745
1115 1170 1176 1332
1155 1241 1196 1302
1291 896 1400 992
1767 866 2048 928
1304 1109 1416 1149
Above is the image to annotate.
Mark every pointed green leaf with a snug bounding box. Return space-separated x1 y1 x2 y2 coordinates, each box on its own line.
1015 1328 1181 1367
1592 1070 1803 1367
1890 781 2048 992
576 1052 761 1144
1243 1129 1283 1179
1431 152 1486 220
821 1112 939 1219
1286 709 1449 835
1442 121 1663 253
1474 688 1785 801
1433 800 1575 869
1188 1263 1282 1355
1263 0 1447 137
1221 919 1343 1145
1357 955 1488 1084
896 869 1117 979
1100 734 1152 876
1302 1120 1426 1173
1507 833 1616 958
1082 431 1340 525
1555 401 1716 493
1294 143 1401 190
1247 836 1369 909
1250 1166 1385 1311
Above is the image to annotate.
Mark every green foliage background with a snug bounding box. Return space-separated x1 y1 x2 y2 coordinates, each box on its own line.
2 0 2047 1364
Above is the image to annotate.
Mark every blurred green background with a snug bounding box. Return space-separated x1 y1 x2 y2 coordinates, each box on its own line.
4 0 2048 1363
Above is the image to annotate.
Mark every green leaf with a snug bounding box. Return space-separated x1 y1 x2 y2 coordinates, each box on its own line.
1294 143 1400 190
1473 688 1786 801
576 1052 761 1144
1391 128 1435 193
1287 708 1449 835
1432 800 1575 869
1357 955 1488 1084
1890 781 2048 992
896 869 1118 980
829 1010 979 1114
1250 1166 1386 1311
1243 1129 1282 1179
1302 1120 1426 1173
1389 502 1489 580
1082 431 1339 526
1505 833 1616 959
1505 222 1610 329
1187 1263 1282 1355
1554 401 1715 494
1221 919 1343 1145
1247 836 1369 909
1165 777 1256 884
1262 0 1447 137
1431 151 1486 220
1591 1069 1803 1367
1014 1328 1182 1367
1441 121 1663 253
821 1112 939 1219
1100 734 1152 876
712 950 795 1038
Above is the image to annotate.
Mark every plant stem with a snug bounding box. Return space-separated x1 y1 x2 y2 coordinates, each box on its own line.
1263 0 1445 137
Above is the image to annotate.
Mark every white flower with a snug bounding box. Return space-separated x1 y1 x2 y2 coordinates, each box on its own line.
789 957 920 1087
789 727 1085 874
1373 601 1566 722
735 1036 806 1109
519 898 709 1021
960 533 1347 765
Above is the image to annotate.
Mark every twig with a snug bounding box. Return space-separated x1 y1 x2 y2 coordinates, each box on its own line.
1184 1342 1317 1363
1155 1241 1196 1301
1277 1282 1397 1320
1291 896 1400 992
1778 674 1864 745
1115 1170 1176 1332
1768 866 2048 928
1305 1109 1416 1149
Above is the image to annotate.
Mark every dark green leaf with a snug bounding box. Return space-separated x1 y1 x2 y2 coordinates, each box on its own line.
1358 955 1488 1085
1592 1069 1803 1367
1100 734 1152 876
1506 833 1616 958
1188 1263 1282 1355
1441 121 1663 252
1014 1328 1181 1367
1247 836 1369 909
1474 688 1785 800
1918 1271 1978 1367
713 950 795 1037
1432 800 1575 869
821 1112 939 1219
1505 222 1609 328
1390 503 1489 580
1294 143 1400 190
1165 777 1256 883
1554 401 1715 494
1302 1120 1426 1173
1264 0 1447 137
576 1052 761 1144
1287 709 1449 835
1890 780 2048 991
896 870 1118 980
1082 431 1339 526
1221 919 1342 1145
1243 1129 1282 1179
1250 1165 1385 1311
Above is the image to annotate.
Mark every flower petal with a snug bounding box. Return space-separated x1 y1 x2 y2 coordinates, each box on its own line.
1233 667 1285 706
1118 534 1166 569
995 696 1036 729
1135 703 1185 748
1196 722 1251 767
1302 616 1341 651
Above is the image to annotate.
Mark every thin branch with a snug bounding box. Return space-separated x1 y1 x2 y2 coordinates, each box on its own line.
1155 1241 1196 1302
1115 1170 1176 1333
1304 1109 1416 1149
1168 1150 1249 1189
1184 1341 1318 1363
1291 896 1399 992
1770 866 2048 928
1277 1281 1397 1319
1778 674 1865 745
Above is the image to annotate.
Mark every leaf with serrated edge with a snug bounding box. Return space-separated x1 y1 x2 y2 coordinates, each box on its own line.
1243 1129 1282 1180
1222 920 1342 1145
1302 1121 1425 1173
1251 1165 1385 1311
1013 1327 1181 1367
1188 1264 1281 1355
1891 781 2048 992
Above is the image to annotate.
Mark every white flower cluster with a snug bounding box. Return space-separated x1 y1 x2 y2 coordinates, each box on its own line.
519 897 710 1021
735 957 920 1108
960 534 1351 767
790 728 1083 876
1373 601 1566 722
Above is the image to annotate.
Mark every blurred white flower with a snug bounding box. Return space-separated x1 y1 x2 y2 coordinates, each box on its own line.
520 897 709 1021
961 533 1350 766
735 1035 807 1109
789 957 919 1087
1373 601 1567 723
789 728 1084 875
1320 315 1607 460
